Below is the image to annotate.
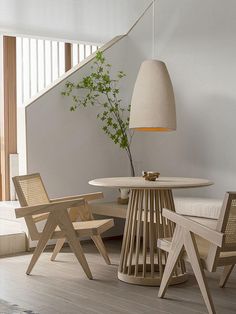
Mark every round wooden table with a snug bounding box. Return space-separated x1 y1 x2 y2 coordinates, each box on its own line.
89 177 213 286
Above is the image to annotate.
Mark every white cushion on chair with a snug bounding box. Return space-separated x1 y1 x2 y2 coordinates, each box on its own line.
174 197 222 220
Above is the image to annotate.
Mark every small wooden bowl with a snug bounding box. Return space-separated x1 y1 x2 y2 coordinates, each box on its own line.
142 171 160 181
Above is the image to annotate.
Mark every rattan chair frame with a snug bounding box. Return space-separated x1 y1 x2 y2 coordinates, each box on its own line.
13 173 114 279
157 192 236 314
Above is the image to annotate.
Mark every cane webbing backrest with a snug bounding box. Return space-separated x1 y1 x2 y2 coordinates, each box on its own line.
203 192 236 272
221 193 236 251
13 173 50 207
69 201 94 222
213 192 236 253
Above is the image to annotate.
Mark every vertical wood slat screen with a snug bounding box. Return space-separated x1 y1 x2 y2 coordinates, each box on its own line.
16 37 100 107
72 44 99 67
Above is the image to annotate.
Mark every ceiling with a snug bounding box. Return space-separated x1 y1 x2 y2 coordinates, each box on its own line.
0 0 151 43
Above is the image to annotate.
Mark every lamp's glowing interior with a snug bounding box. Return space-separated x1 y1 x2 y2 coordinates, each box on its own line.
134 127 172 132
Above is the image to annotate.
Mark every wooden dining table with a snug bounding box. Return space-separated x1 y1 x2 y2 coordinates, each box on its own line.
89 176 213 286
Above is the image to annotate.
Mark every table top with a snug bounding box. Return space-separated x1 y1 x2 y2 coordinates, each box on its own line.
89 176 213 189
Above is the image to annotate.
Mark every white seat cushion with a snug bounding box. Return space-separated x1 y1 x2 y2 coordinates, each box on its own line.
174 197 222 219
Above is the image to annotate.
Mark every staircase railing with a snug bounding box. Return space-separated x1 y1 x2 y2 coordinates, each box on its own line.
16 36 100 107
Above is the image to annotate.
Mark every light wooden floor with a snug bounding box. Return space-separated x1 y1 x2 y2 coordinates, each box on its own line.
0 238 236 314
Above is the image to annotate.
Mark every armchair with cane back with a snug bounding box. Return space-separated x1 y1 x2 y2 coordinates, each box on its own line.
13 173 114 279
157 191 236 314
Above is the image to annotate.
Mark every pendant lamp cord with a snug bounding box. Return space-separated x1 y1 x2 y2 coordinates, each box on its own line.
152 0 156 59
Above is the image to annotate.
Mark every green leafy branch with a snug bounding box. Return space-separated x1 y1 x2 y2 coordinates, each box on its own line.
62 51 135 176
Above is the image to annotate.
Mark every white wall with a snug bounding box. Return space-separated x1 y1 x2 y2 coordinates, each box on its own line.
0 0 150 43
137 0 236 198
25 8 152 201
24 5 152 245
26 0 236 207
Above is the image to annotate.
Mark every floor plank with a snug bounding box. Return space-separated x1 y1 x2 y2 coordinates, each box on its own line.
0 238 236 314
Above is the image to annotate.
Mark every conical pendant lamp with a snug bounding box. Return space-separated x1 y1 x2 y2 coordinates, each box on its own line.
129 59 176 131
129 0 176 132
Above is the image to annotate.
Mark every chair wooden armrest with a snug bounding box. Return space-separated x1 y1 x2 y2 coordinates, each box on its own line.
50 192 103 203
162 208 224 247
15 198 85 218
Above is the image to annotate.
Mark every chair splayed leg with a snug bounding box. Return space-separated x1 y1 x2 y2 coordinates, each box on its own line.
219 265 235 288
